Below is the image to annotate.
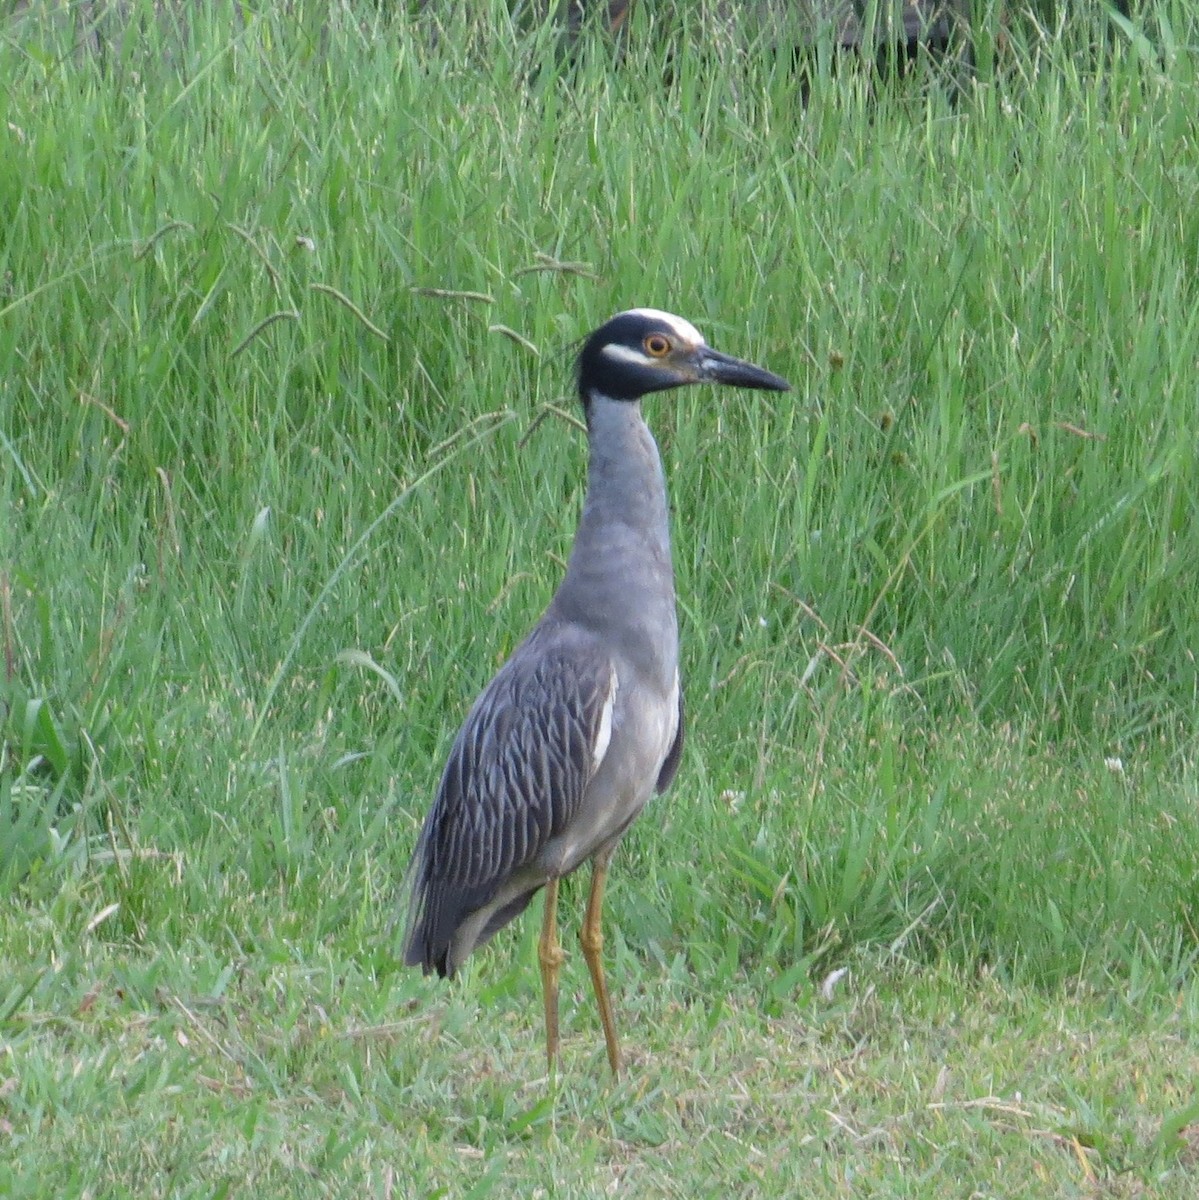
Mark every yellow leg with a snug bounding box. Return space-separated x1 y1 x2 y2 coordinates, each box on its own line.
538 878 565 1074
580 853 622 1075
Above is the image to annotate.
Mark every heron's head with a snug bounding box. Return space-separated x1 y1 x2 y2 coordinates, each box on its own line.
575 308 790 404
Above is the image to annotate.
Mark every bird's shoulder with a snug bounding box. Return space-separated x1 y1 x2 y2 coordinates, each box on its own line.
466 618 617 742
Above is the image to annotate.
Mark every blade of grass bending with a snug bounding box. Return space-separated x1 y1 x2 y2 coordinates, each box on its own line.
247 410 516 749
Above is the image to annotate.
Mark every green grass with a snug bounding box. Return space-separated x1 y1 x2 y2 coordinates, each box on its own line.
2 1 1199 1195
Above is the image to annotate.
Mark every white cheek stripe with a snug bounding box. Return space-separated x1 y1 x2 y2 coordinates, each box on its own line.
599 343 657 369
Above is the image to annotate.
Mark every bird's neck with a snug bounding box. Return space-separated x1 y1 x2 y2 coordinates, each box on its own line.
551 392 677 656
578 391 672 564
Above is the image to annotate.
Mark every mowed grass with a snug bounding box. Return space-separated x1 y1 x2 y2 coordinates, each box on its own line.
2 1 1199 1194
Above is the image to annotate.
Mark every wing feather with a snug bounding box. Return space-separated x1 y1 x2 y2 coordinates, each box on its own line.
403 625 616 974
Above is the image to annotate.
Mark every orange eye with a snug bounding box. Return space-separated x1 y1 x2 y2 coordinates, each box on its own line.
644 334 671 357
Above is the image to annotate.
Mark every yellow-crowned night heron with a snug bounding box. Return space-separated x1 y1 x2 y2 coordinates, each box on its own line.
402 309 789 1073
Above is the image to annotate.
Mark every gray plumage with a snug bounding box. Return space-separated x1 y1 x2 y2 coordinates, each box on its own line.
401 308 788 1070
406 630 640 974
403 390 682 976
